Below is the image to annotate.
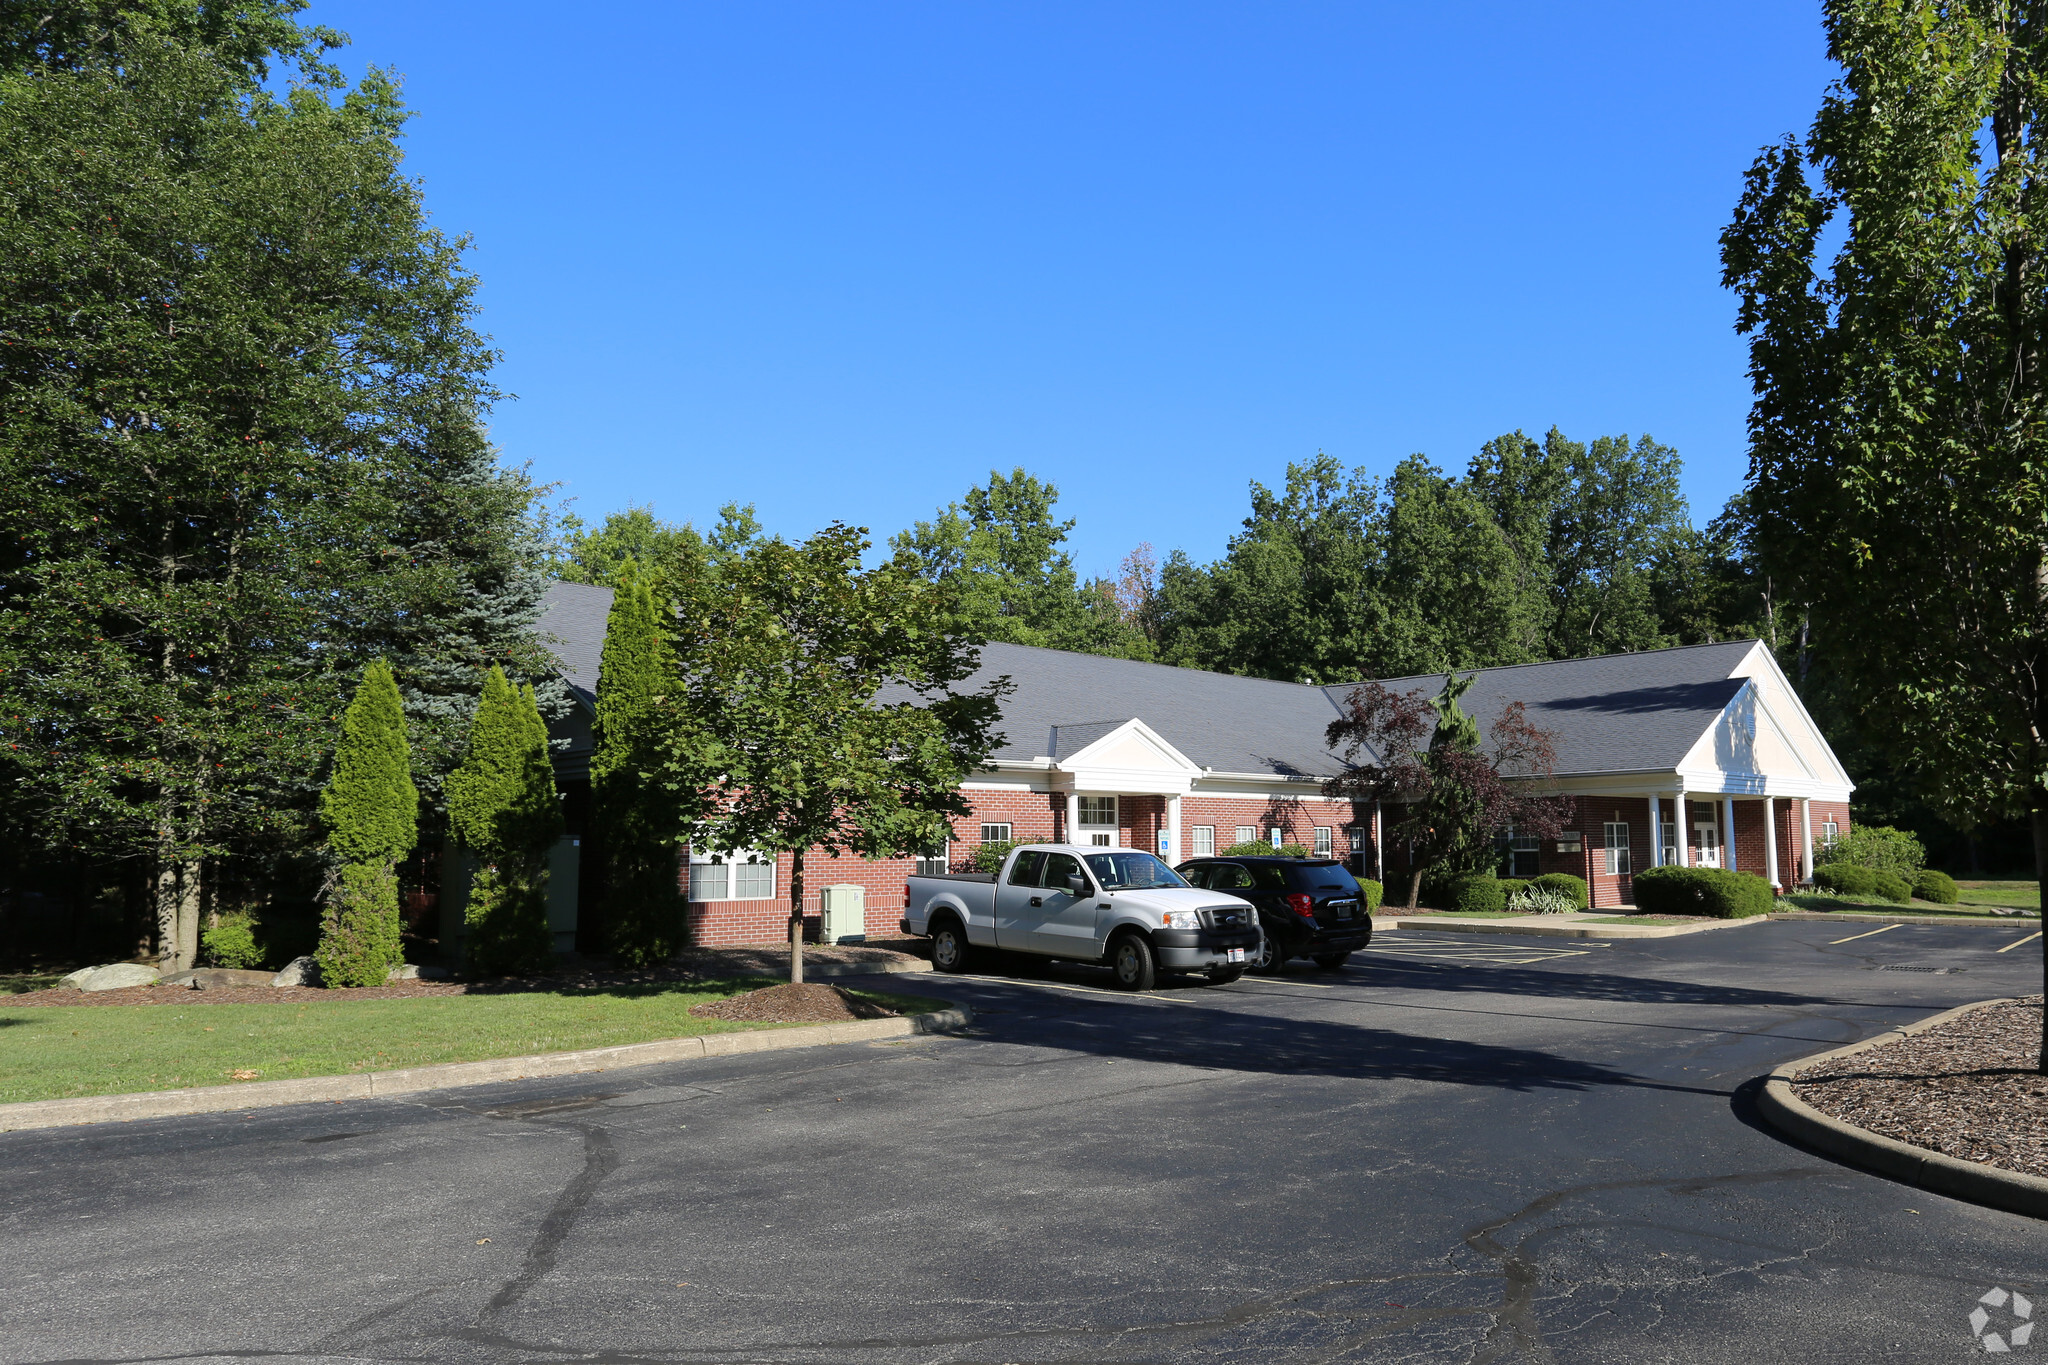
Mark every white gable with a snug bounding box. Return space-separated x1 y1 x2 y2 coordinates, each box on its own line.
1054 718 1203 794
1675 642 1853 799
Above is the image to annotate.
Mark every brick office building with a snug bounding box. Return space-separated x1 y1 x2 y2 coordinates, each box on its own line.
529 582 1853 946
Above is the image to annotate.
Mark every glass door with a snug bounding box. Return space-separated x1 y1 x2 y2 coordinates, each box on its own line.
1695 821 1721 868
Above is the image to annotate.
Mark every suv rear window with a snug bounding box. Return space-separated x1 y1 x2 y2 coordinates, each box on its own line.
1287 860 1361 895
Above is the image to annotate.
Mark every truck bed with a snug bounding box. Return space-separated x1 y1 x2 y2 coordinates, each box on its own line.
913 871 996 884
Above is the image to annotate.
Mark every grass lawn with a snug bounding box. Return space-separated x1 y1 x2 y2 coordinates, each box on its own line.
1956 880 2040 910
0 979 944 1105
1778 892 2035 919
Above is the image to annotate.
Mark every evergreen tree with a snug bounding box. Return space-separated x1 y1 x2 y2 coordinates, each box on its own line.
592 559 685 965
447 667 560 975
0 10 523 968
314 661 417 986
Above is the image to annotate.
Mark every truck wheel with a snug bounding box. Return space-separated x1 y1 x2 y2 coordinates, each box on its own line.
1206 965 1245 985
930 919 971 974
1109 933 1157 991
1312 951 1352 970
1252 936 1286 975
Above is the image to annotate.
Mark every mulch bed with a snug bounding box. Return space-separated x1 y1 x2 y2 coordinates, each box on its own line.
1791 995 2048 1179
689 982 899 1024
1 941 928 1010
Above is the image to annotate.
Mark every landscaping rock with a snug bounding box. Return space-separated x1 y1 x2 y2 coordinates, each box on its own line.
55 963 161 992
271 956 321 988
160 968 276 990
386 964 420 982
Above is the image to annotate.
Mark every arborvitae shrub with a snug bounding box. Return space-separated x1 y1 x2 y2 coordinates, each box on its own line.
449 668 562 975
463 863 554 977
1532 873 1589 909
592 562 685 966
316 862 406 986
1912 869 1960 904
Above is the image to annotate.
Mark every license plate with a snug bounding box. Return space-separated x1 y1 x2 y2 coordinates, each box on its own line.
1225 948 1246 963
1332 900 1357 919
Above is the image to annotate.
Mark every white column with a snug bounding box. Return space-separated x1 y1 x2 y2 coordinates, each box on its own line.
1723 796 1738 872
1677 792 1692 866
1800 797 1814 885
1764 796 1780 888
1065 792 1080 845
1166 793 1183 862
1373 801 1384 882
1647 794 1663 868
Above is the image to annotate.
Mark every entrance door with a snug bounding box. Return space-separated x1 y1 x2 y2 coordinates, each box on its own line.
1695 822 1721 868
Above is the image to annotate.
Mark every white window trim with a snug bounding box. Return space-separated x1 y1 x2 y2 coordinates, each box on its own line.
979 822 1013 844
1313 826 1333 856
1078 795 1118 828
1235 826 1258 846
1191 825 1215 857
688 847 776 902
1602 821 1632 877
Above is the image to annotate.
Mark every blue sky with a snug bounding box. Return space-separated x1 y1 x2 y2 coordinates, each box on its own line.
311 2 1837 580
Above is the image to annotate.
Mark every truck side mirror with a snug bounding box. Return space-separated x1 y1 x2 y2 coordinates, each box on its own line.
1064 873 1087 894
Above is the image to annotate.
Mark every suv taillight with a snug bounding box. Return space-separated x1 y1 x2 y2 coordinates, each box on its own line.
1288 892 1316 921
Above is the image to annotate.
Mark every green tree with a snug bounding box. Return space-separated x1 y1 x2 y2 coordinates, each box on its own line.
1720 0 2048 1058
1377 456 1548 675
0 15 523 968
661 524 1010 984
1154 455 1384 681
556 505 710 589
894 469 1143 657
314 660 416 986
447 667 560 975
591 558 685 965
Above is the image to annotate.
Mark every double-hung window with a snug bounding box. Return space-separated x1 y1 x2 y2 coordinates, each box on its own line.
1313 826 1333 857
1191 825 1215 858
1078 796 1117 846
980 822 1013 845
690 847 775 902
1660 822 1679 866
914 839 950 876
1601 822 1631 877
1821 820 1839 848
1506 828 1540 878
1235 826 1258 847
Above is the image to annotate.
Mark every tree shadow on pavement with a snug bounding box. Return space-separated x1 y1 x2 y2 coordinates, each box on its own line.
953 980 1729 1097
1341 956 1847 1009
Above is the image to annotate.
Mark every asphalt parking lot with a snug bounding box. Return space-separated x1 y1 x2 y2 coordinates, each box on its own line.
2 919 2044 1364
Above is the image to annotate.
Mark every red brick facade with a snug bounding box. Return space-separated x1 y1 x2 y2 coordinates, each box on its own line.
674 786 1366 947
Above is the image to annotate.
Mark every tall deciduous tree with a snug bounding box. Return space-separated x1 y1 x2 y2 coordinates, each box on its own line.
0 11 535 966
662 524 1009 984
1323 675 1571 910
591 558 685 965
315 660 416 986
447 667 560 975
1720 0 2048 1060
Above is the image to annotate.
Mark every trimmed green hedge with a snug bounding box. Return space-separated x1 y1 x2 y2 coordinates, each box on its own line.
1356 878 1384 912
1532 873 1589 909
1633 865 1773 918
1428 873 1505 913
1813 863 1912 903
1499 878 1529 899
1912 868 1960 904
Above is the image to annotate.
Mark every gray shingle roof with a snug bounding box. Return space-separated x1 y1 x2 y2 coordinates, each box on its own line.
538 580 613 705
534 580 1758 781
1330 640 1759 777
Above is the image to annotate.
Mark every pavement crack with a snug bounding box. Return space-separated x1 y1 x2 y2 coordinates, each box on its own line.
482 1118 619 1318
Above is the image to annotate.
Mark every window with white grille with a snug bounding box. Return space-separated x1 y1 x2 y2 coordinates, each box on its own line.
1078 795 1117 827
1235 826 1257 846
1191 825 1214 857
689 848 775 901
914 839 949 876
1602 822 1631 877
980 822 1012 845
1313 827 1333 856
1822 820 1839 847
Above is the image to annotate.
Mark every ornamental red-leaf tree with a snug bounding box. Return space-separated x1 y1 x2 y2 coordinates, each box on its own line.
1322 673 1573 910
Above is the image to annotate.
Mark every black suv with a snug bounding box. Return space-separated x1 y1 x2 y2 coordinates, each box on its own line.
1174 856 1372 972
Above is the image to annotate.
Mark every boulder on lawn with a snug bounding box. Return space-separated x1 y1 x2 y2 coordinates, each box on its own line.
56 963 161 992
386 963 419 982
160 968 276 990
271 956 321 988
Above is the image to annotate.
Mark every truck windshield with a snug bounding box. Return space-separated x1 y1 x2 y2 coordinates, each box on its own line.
1084 852 1188 890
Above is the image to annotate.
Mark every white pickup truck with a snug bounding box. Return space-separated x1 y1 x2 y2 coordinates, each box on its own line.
899 843 1262 990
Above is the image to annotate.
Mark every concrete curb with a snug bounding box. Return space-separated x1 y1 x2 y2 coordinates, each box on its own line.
0 1005 973 1134
1755 997 2048 1220
1383 914 1772 940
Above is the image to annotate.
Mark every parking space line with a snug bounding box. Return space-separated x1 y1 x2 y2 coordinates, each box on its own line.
952 974 1202 1004
1830 923 1903 945
1231 976 1338 989
1996 931 2042 954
